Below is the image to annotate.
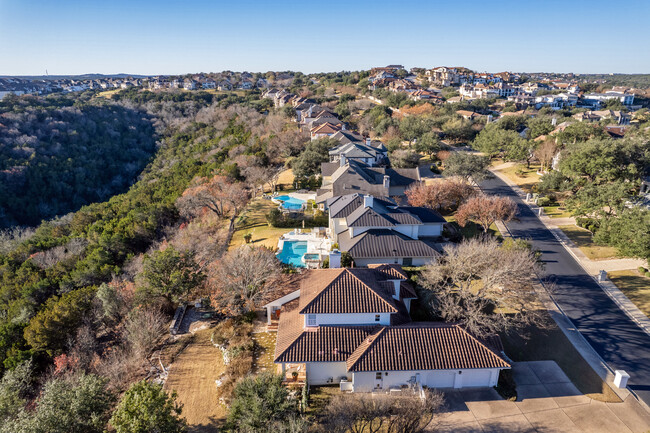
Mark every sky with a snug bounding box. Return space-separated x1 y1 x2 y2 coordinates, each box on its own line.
1 0 649 76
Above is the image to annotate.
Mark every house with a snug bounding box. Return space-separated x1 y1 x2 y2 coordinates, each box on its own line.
183 80 197 90
328 140 388 167
217 80 233 91
572 110 630 125
326 194 444 266
271 266 510 391
202 79 216 89
582 91 634 107
311 122 343 140
316 159 421 204
534 93 578 110
239 79 253 90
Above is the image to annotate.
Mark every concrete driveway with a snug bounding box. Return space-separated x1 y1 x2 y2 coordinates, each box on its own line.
434 361 650 433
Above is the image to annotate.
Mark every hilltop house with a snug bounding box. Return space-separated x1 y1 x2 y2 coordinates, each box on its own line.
316 160 421 205
270 266 510 391
326 194 443 266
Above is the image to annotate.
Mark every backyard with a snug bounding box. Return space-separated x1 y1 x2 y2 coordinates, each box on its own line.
608 269 650 318
164 329 227 433
229 198 289 250
558 225 619 261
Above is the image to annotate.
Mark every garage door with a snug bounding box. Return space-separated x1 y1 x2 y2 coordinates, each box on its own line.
461 369 493 387
426 371 455 388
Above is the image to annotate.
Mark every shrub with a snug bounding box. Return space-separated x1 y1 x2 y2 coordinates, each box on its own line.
638 267 648 274
536 196 552 207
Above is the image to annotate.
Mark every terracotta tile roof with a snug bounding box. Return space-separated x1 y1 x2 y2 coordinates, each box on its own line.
274 309 375 363
346 324 510 372
298 269 399 314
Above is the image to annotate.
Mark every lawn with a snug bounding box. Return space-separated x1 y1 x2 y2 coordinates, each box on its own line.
558 225 619 261
496 163 542 194
542 205 572 219
252 331 277 373
608 269 650 318
445 215 502 240
164 328 226 433
500 313 620 402
96 89 120 99
229 198 289 250
275 168 295 190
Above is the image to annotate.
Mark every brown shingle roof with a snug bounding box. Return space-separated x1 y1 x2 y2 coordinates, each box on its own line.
298 269 399 314
274 309 375 363
346 324 510 372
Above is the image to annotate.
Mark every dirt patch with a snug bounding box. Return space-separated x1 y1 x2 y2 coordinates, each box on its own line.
164 329 227 433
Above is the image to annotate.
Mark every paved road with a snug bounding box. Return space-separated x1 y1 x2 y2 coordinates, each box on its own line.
481 176 650 406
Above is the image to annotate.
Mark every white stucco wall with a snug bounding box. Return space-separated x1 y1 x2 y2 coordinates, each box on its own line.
306 362 349 385
306 313 391 326
352 368 501 392
393 225 419 239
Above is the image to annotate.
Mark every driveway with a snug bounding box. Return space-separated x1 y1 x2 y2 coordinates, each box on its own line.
434 361 650 433
480 176 650 406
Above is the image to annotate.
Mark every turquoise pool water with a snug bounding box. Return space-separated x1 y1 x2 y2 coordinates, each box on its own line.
275 195 305 210
277 241 307 267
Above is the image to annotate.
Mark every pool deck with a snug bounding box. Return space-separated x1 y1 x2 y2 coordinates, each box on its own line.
277 229 332 265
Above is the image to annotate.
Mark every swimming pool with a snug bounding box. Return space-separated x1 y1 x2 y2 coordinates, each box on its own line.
277 240 308 267
275 195 305 210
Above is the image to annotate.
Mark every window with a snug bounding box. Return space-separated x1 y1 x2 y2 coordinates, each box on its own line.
376 372 382 380
403 258 413 266
375 314 381 322
307 314 317 327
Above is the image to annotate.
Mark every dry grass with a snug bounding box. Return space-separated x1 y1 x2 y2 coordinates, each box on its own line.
229 198 288 250
97 89 120 99
252 331 277 373
501 313 621 403
276 169 295 189
558 225 619 261
164 329 226 433
496 163 542 194
608 269 650 317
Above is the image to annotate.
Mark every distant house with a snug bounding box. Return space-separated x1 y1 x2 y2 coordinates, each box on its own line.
270 266 509 391
239 80 253 90
572 110 630 125
311 122 343 140
217 80 232 91
534 93 578 110
183 80 197 90
202 79 216 89
582 91 634 107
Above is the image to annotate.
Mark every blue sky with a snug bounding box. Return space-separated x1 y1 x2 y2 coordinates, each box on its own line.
1 0 649 75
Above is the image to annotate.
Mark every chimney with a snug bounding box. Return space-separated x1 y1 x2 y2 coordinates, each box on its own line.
486 114 493 123
383 175 390 189
366 137 371 146
340 154 347 167
552 117 557 126
363 195 374 209
329 250 342 269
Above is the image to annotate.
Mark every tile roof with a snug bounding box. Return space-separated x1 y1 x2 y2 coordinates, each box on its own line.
346 324 510 372
298 268 399 314
274 309 375 363
367 264 409 280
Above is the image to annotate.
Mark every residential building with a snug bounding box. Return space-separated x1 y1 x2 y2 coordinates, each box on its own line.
328 140 388 167
582 91 634 107
326 194 444 266
270 266 510 390
317 159 421 204
534 93 578 110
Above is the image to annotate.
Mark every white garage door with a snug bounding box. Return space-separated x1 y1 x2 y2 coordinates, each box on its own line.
461 369 493 387
426 371 455 388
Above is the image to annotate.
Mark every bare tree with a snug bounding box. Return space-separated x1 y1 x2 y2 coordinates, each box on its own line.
324 390 444 433
122 308 167 359
176 175 249 234
209 246 281 316
535 140 557 173
419 236 546 338
455 195 517 232
406 178 477 212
